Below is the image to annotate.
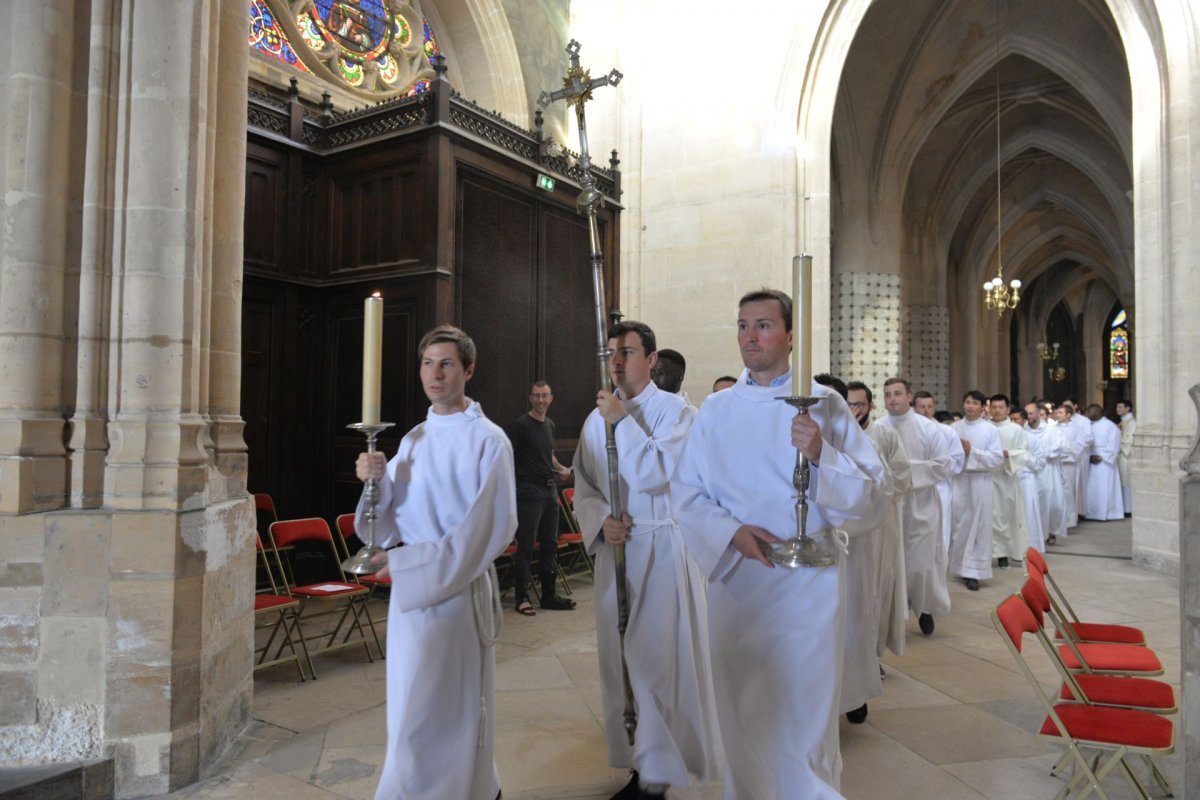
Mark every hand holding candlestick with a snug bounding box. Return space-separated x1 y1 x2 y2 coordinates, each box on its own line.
344 423 396 575
769 396 840 568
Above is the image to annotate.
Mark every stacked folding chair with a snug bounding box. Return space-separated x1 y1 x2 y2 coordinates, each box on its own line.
557 488 595 585
989 548 1179 798
992 594 1174 799
253 537 311 681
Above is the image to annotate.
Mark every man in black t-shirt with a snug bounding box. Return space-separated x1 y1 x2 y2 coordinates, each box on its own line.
506 381 575 615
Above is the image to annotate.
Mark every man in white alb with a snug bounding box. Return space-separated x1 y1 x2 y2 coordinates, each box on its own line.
1009 406 1046 553
950 391 1004 590
913 390 964 556
672 288 883 799
356 325 517 800
1024 401 1067 545
1117 400 1136 515
573 321 722 800
877 378 959 636
1066 400 1094 518
844 380 911 723
989 394 1031 567
1084 404 1125 521
1056 404 1084 527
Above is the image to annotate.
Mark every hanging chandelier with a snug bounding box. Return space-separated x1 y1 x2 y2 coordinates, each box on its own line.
982 6 1019 317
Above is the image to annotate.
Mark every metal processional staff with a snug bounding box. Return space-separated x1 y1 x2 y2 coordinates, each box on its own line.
537 41 636 745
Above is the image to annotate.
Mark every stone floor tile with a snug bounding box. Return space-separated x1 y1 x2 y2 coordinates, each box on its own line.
839 723 991 799
866 704 1048 764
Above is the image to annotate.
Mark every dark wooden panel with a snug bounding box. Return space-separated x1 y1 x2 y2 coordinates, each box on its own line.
244 144 288 273
240 282 283 494
540 206 601 441
457 175 536 431
328 158 424 274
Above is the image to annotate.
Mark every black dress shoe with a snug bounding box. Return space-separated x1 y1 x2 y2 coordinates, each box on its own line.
964 577 980 591
541 593 577 610
998 557 1009 569
846 703 868 724
918 613 935 635
610 770 640 800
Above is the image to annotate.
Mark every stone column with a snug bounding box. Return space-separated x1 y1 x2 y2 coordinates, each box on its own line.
0 0 76 513
1181 384 1200 800
0 2 254 797
829 272 902 394
904 303 950 405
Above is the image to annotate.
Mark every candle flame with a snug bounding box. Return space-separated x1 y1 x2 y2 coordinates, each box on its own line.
371 292 382 298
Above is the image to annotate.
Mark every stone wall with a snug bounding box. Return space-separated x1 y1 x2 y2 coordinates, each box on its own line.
0 1 255 796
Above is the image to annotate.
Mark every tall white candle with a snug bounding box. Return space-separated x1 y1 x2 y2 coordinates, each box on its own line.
792 255 813 395
362 294 383 425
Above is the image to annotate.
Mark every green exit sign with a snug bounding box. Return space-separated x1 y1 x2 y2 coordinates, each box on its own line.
535 173 555 192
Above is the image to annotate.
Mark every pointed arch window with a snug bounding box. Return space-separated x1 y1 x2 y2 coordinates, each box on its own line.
1109 309 1129 380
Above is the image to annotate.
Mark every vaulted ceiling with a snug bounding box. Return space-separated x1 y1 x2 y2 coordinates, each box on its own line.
832 0 1131 325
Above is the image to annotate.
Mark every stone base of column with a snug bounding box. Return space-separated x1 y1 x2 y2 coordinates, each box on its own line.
0 498 255 798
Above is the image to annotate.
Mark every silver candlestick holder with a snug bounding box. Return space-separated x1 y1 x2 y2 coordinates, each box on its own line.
341 421 395 576
769 396 839 568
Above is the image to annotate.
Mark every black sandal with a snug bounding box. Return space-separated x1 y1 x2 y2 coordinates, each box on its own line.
516 600 537 616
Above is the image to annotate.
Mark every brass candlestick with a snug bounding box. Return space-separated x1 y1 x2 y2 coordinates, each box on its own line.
769 396 839 568
341 421 395 576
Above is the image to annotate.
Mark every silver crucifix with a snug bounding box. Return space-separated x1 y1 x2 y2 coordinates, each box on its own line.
538 39 635 746
537 40 622 213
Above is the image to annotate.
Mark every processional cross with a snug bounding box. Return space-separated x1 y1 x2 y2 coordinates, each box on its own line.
537 40 636 746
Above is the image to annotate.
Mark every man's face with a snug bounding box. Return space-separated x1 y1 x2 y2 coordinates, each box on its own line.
1054 407 1068 423
1024 403 1040 428
989 399 1010 423
1010 411 1024 425
1117 402 1130 417
609 332 656 395
914 396 935 419
1039 406 1050 422
650 358 683 394
713 378 737 393
883 383 911 416
963 396 984 421
420 342 473 413
529 384 553 415
847 388 872 428
737 300 792 377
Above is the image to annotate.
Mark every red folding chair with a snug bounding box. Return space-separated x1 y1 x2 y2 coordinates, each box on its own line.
558 488 595 583
1019 576 1162 677
992 594 1174 800
1026 548 1146 646
269 518 383 676
253 537 311 681
334 513 391 628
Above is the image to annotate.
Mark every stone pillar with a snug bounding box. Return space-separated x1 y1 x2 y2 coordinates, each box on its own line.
0 2 254 797
904 303 950 405
1181 384 1200 800
830 272 902 395
0 0 75 513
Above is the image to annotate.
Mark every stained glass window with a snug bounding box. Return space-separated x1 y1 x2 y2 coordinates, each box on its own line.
1109 309 1129 380
250 1 437 95
249 0 310 72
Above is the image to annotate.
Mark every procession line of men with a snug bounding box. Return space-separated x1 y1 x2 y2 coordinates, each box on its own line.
349 290 1135 800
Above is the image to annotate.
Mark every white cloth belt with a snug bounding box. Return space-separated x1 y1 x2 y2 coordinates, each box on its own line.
470 565 503 748
627 516 675 536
